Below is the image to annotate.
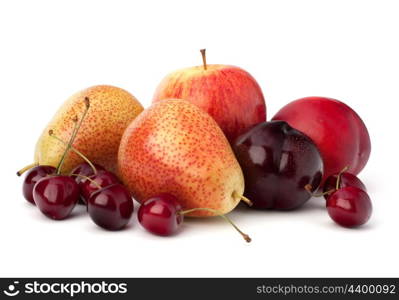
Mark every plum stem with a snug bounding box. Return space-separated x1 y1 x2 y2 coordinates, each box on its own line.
49 131 97 175
200 49 207 70
179 207 251 243
16 163 39 176
70 173 102 189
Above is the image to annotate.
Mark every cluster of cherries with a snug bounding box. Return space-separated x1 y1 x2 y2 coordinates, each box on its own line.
20 161 131 229
17 98 251 242
307 167 372 228
19 162 250 241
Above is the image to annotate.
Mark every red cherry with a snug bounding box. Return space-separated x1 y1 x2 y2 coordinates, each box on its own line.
29 97 87 219
22 165 56 204
138 193 251 242
326 187 372 227
138 194 183 236
70 162 105 183
33 175 79 220
323 172 366 199
79 171 120 204
88 184 134 230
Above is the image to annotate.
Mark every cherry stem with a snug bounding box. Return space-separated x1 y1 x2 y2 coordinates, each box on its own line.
56 97 90 175
336 165 349 190
56 117 79 174
49 131 97 175
200 49 207 70
179 207 251 243
70 173 102 189
304 184 335 198
16 163 39 176
233 191 253 206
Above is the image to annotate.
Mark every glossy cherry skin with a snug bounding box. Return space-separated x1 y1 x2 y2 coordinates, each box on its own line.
33 175 79 220
88 184 134 230
22 165 56 204
327 186 372 227
272 97 371 181
70 162 105 183
79 170 120 204
323 172 366 199
138 193 183 236
233 121 323 210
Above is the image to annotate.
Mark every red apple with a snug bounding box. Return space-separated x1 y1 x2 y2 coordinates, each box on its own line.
272 97 371 180
152 49 266 143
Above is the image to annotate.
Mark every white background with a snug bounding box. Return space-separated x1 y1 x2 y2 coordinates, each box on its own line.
0 0 398 277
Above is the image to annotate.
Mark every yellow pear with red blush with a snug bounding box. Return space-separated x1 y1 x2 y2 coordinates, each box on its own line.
118 99 249 217
34 85 143 173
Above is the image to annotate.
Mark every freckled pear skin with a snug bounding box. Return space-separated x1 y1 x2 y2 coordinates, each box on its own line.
118 99 245 217
35 85 143 173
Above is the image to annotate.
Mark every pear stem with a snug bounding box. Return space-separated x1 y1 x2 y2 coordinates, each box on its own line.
16 163 39 176
70 173 102 189
200 49 207 70
232 191 253 206
56 98 90 175
179 207 251 243
49 131 97 174
239 194 253 207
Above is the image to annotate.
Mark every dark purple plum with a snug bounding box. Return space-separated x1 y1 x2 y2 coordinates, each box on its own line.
233 121 323 210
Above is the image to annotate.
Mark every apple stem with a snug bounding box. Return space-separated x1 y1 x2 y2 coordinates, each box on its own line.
70 173 102 189
336 165 349 190
200 49 207 70
179 207 251 243
49 131 97 175
56 98 90 175
16 163 39 176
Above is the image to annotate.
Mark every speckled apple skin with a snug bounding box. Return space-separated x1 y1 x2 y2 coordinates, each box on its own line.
35 85 143 173
118 99 245 217
152 65 266 143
